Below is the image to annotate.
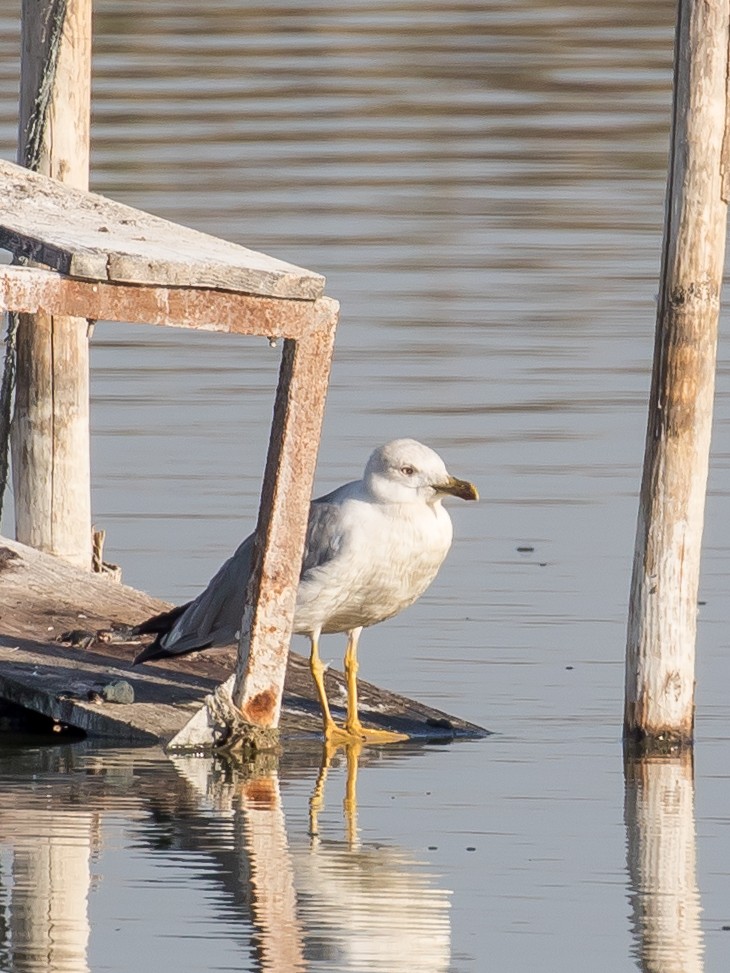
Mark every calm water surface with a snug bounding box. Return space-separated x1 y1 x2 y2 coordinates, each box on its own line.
2 0 730 970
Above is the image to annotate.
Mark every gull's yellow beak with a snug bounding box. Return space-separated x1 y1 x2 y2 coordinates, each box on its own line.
437 476 479 501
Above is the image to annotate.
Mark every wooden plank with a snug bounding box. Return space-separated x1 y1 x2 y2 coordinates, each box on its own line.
12 0 93 569
0 535 489 745
0 159 325 300
0 266 338 339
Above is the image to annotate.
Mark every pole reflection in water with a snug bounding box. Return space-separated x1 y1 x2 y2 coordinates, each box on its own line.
3 809 94 973
624 750 704 973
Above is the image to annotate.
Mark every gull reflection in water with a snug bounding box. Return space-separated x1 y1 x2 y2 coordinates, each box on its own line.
299 741 451 972
172 742 452 973
624 749 704 973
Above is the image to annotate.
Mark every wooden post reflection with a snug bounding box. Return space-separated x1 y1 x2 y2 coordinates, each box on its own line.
624 750 704 973
239 773 307 973
171 752 306 973
6 810 94 973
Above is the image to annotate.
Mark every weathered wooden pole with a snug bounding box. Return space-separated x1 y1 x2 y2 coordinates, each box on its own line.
624 0 730 747
12 0 93 569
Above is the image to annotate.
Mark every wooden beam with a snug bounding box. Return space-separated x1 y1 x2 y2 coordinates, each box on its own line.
625 0 729 746
232 328 337 728
169 317 338 751
12 0 93 569
0 266 338 339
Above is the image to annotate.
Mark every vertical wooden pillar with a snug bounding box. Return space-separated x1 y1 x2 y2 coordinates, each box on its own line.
12 0 92 569
624 0 730 746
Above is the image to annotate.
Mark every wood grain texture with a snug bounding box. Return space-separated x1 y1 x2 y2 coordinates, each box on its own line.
0 266 338 339
0 159 325 299
12 0 93 569
625 0 729 743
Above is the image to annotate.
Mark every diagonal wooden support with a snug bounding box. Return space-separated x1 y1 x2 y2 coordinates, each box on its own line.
233 328 337 724
167 312 338 752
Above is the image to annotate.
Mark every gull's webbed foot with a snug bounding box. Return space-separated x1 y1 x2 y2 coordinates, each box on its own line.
322 718 408 746
344 717 410 744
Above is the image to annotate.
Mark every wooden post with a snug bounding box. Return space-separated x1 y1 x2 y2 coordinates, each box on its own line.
167 305 338 752
12 0 93 569
231 326 336 732
624 0 730 747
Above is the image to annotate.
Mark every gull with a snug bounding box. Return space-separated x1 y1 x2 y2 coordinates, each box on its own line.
133 439 478 743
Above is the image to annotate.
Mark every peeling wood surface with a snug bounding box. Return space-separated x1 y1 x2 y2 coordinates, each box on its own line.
625 0 729 743
0 535 488 745
0 159 325 300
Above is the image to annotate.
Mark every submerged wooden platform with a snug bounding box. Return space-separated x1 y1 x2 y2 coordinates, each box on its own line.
0 535 487 746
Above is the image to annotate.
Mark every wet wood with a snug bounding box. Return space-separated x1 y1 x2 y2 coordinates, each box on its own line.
12 0 93 569
625 0 729 745
0 159 324 300
0 535 488 746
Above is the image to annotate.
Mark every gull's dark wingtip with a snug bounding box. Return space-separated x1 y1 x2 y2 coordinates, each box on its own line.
131 639 168 666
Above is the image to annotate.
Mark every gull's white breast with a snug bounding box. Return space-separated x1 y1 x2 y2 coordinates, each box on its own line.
293 497 453 635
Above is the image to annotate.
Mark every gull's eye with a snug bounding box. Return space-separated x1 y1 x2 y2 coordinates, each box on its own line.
401 465 416 476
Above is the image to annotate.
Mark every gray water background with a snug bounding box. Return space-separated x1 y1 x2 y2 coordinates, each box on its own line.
1 1 730 970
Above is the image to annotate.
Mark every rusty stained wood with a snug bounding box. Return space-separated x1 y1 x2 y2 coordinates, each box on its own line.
234 331 337 725
625 0 729 745
171 325 338 750
0 265 338 339
0 534 488 745
0 159 324 300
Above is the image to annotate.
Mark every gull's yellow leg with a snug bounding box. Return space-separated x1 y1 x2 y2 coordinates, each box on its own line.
343 626 362 734
310 631 353 744
344 628 409 744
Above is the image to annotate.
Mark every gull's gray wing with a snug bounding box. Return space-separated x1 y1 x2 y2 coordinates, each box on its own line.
300 484 355 574
157 532 255 655
134 479 359 663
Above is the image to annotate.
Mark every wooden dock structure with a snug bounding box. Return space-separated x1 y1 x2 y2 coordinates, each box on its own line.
0 534 487 746
0 0 487 750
